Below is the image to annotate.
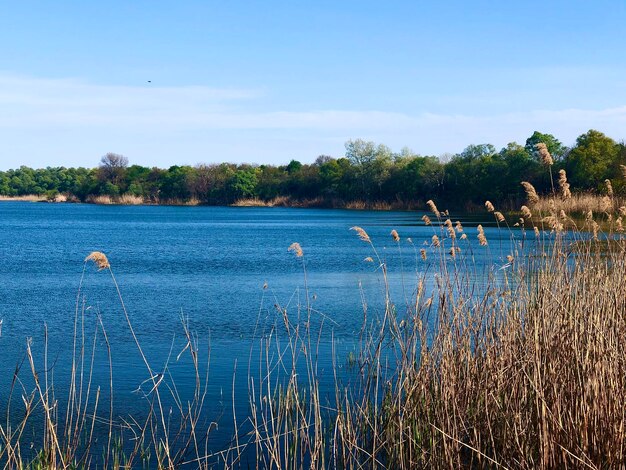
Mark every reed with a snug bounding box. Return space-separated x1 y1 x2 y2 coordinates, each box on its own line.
3 177 626 469
0 194 47 202
117 194 145 205
533 192 626 215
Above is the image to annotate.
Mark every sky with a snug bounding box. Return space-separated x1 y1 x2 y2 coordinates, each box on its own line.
1 0 626 170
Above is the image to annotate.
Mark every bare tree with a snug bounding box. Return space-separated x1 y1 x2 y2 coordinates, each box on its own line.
98 153 128 185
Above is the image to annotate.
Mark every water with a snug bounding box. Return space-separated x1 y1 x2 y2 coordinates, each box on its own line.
0 202 513 464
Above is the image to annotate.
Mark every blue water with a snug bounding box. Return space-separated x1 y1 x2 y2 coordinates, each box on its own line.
0 202 513 464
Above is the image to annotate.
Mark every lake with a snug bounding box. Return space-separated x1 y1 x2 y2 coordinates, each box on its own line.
0 202 513 464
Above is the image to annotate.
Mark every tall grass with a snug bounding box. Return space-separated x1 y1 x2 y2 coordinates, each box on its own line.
2 178 626 468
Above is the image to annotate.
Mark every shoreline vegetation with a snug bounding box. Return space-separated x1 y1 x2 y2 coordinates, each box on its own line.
4 192 625 220
0 193 421 210
2 129 626 212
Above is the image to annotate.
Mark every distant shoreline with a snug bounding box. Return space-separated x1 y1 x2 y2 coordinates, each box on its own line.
0 194 423 211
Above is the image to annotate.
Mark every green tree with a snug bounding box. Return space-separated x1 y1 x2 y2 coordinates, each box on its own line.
226 169 258 201
345 139 392 199
566 130 619 189
525 131 566 161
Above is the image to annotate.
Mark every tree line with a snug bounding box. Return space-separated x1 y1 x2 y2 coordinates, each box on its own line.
1 129 624 209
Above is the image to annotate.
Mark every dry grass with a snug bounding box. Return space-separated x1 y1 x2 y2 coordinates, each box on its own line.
117 194 145 205
532 192 626 215
0 194 46 202
232 197 273 207
86 194 115 205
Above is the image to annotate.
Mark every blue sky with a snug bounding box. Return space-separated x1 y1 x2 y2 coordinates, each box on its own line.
1 1 626 170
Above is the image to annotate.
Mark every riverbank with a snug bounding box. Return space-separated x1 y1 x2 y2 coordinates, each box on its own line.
4 191 625 219
0 193 426 210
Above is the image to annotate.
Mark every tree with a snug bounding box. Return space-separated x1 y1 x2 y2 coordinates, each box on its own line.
286 160 303 174
459 144 496 161
566 130 619 189
98 153 129 187
525 131 566 161
226 169 258 201
345 139 392 199
314 155 334 166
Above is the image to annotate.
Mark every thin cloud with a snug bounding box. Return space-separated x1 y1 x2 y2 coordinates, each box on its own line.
0 73 624 168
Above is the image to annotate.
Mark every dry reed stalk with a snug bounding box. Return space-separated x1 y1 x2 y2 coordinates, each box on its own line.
521 181 539 205
426 200 441 218
533 193 626 215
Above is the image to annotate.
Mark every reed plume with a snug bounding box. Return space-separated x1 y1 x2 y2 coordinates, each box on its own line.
420 248 427 260
542 215 563 232
535 142 553 166
558 170 572 200
605 179 614 197
431 235 440 247
592 221 599 241
485 201 495 212
521 181 539 205
444 219 455 239
85 251 110 270
477 225 487 246
422 215 432 226
455 220 463 233
521 205 532 219
494 211 505 223
426 200 440 218
350 226 371 243
390 229 400 242
621 164 626 179
288 242 303 257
